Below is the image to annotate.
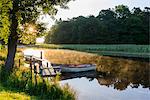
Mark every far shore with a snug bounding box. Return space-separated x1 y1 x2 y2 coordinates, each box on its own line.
87 50 150 59
18 44 150 60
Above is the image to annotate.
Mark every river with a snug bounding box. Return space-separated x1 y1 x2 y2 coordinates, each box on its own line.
23 49 150 100
60 57 150 100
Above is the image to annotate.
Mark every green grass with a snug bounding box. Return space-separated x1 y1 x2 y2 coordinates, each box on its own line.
35 44 150 53
0 83 34 100
0 48 76 100
34 44 150 58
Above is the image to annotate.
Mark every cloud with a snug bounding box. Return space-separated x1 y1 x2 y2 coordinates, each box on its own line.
55 0 149 20
39 0 149 28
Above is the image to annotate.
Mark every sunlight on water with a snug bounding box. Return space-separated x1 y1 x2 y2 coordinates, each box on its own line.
60 77 150 100
23 49 44 58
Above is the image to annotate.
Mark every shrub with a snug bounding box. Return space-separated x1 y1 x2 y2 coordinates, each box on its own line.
0 66 76 100
6 67 31 91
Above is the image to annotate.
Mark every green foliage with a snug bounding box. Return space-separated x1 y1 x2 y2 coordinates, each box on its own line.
0 49 76 99
0 66 76 99
1 0 75 72
0 0 12 43
45 5 149 44
6 68 31 90
0 0 74 44
18 23 47 44
115 5 130 18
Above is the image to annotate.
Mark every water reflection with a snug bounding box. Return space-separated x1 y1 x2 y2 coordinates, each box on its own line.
61 57 150 91
96 56 150 91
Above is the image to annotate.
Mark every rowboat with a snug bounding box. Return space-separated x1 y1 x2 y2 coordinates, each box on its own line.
60 64 96 73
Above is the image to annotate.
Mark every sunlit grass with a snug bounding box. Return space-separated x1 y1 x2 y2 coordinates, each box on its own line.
0 48 76 100
0 91 31 100
0 83 35 100
0 50 34 100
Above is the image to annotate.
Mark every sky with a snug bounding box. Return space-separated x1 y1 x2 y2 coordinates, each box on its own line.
39 0 150 28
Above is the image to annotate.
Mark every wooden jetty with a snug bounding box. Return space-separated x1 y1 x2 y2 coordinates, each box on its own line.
24 51 61 78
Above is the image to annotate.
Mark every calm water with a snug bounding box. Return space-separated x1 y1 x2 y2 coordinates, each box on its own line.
23 49 150 99
60 57 150 100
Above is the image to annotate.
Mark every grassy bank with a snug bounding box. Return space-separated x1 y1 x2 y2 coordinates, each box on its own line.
0 49 76 100
34 44 150 53
0 49 33 100
0 83 34 100
33 44 150 58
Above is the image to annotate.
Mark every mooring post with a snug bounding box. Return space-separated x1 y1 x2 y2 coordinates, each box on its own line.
33 58 37 87
40 51 42 59
47 62 48 68
46 62 49 82
39 60 42 75
39 60 44 84
29 56 32 83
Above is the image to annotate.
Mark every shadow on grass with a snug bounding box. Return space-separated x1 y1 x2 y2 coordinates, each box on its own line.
0 83 36 99
0 50 37 99
0 65 76 100
0 49 76 100
0 65 38 99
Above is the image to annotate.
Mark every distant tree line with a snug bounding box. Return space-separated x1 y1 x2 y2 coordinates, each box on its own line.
45 5 150 44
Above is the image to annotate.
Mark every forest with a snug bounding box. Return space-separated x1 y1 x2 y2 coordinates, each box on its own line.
45 5 149 44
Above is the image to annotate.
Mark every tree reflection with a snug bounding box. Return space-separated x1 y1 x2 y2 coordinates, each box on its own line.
61 56 150 91
96 56 150 91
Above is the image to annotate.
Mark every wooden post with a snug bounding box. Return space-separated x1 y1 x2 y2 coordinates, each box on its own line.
33 58 37 87
29 56 32 83
39 60 42 75
46 62 48 82
47 62 52 74
39 60 44 83
40 60 44 83
47 62 48 68
40 51 42 59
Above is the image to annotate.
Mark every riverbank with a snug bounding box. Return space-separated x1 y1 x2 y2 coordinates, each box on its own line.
16 46 150 100
89 50 150 59
28 44 150 59
0 49 76 100
0 83 35 100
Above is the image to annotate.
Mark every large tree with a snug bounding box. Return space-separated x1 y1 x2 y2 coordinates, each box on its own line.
0 0 73 72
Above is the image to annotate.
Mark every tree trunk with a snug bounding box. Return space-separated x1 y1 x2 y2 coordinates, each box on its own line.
5 0 18 72
5 37 17 72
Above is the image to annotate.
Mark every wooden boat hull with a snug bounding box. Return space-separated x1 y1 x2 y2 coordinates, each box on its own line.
61 64 96 73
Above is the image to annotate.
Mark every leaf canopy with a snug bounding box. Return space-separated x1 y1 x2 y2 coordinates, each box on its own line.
0 0 73 43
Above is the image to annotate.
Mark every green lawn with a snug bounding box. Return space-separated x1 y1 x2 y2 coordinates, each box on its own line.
0 49 34 100
0 83 35 100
